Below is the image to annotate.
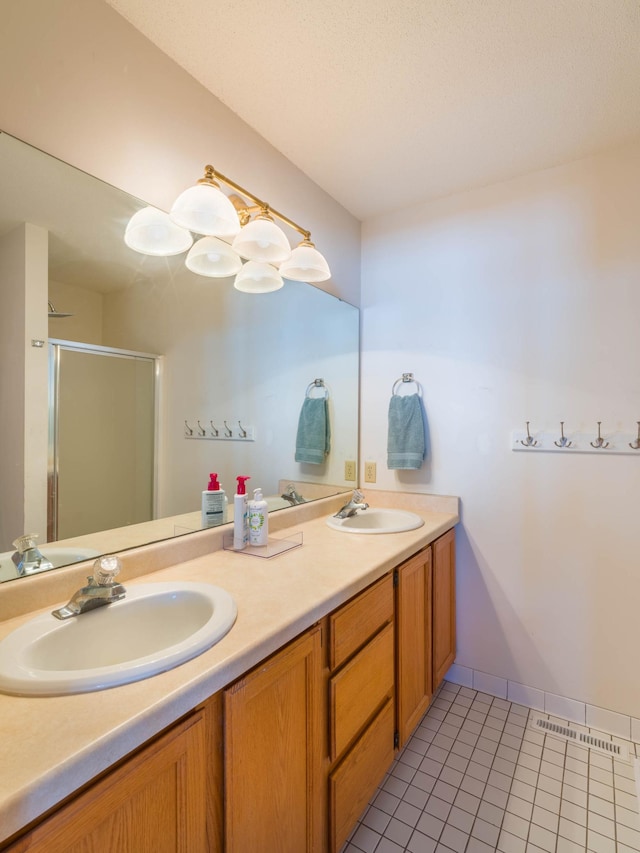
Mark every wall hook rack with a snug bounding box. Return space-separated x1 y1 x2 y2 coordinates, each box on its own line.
554 422 573 448
196 420 206 437
184 420 194 436
238 420 247 438
520 421 538 447
590 422 610 449
223 420 233 438
210 421 219 437
629 422 640 450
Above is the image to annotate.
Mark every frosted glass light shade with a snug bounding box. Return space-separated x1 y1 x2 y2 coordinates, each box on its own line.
185 237 243 278
234 261 283 293
232 216 292 264
170 184 241 237
279 241 331 282
124 206 193 256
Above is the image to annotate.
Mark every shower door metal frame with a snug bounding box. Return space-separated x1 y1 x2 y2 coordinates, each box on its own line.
48 338 162 542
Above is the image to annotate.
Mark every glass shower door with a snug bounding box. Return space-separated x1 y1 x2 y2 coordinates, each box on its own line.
49 342 157 541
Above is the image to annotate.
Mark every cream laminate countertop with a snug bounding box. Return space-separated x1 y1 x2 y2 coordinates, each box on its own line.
0 490 458 844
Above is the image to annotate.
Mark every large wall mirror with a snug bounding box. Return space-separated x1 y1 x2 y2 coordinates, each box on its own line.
0 132 359 583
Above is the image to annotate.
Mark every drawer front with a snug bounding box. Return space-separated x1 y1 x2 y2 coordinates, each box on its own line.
330 621 394 760
329 573 393 670
330 697 395 853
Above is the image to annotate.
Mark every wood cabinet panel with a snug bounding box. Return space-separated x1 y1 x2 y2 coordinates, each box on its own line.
224 625 323 853
330 621 394 761
396 547 433 748
433 528 456 691
329 698 395 853
5 712 207 853
329 573 393 670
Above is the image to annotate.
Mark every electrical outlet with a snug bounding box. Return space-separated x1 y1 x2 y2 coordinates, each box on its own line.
344 460 356 481
364 461 377 483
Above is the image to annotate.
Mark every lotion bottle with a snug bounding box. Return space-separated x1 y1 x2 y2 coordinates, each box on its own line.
202 473 225 528
233 475 250 550
248 488 269 546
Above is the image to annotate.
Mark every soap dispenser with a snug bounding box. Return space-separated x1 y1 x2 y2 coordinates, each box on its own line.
248 488 269 546
202 473 225 528
233 476 250 549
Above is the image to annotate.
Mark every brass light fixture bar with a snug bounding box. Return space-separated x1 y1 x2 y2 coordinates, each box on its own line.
200 165 312 241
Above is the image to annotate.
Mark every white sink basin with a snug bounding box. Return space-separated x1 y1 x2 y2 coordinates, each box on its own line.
326 508 425 534
0 546 101 582
0 582 237 696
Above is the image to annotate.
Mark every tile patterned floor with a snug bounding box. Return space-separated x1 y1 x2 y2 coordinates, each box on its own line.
341 681 640 853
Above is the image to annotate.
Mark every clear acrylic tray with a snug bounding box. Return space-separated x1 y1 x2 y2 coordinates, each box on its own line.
222 530 303 559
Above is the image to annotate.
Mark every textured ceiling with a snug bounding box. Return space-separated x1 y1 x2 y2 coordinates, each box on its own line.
105 0 640 220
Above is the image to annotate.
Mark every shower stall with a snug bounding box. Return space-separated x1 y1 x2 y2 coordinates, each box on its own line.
48 340 159 541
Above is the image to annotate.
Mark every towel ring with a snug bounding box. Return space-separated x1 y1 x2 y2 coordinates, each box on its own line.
392 372 421 396
305 378 329 399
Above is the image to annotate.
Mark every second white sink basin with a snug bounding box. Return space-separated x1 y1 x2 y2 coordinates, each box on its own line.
326 508 425 534
0 582 237 696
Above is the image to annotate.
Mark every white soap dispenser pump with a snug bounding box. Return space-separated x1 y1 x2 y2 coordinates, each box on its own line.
248 488 269 546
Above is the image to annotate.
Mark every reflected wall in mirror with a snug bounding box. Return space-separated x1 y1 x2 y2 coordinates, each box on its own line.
0 132 359 583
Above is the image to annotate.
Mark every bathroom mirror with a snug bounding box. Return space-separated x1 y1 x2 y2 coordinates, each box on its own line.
0 132 359 582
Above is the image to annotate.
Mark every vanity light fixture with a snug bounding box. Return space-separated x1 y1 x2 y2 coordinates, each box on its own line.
125 206 194 256
234 260 283 293
124 165 331 287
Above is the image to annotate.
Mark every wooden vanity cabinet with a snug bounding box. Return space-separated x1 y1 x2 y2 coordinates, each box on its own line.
224 624 323 853
396 528 457 748
396 546 433 748
3 710 208 853
327 573 395 853
2 526 456 853
432 527 456 691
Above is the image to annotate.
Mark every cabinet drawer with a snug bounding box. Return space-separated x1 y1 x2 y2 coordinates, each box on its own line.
330 621 394 760
330 697 395 853
329 573 393 670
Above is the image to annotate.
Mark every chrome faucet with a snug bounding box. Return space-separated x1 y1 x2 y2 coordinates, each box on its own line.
334 489 369 519
52 555 126 620
11 534 54 577
281 484 306 505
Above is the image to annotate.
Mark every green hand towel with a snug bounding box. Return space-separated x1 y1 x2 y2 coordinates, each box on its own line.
387 393 425 469
295 397 331 464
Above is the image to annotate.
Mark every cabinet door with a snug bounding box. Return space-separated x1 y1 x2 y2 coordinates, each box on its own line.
6 712 207 853
432 527 456 691
396 547 433 748
224 625 323 853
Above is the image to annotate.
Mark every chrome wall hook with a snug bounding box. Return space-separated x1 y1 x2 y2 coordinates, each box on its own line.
210 421 219 437
629 422 640 450
238 420 247 438
223 420 233 438
590 421 610 449
519 421 538 447
184 420 194 436
196 420 206 437
554 422 573 448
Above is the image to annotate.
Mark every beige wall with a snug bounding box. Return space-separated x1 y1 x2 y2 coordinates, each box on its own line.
0 224 49 550
361 140 640 717
0 0 360 307
48 281 104 345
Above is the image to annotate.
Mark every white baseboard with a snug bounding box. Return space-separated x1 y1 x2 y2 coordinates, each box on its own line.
445 663 640 744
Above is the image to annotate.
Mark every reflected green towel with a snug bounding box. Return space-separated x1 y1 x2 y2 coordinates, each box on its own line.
295 397 331 464
387 393 425 469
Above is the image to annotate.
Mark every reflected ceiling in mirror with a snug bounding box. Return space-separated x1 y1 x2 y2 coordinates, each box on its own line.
0 132 359 583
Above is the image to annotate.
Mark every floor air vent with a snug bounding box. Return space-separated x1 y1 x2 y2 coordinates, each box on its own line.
530 715 630 761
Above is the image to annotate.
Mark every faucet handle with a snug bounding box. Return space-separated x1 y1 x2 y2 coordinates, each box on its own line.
12 533 39 554
93 554 122 585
